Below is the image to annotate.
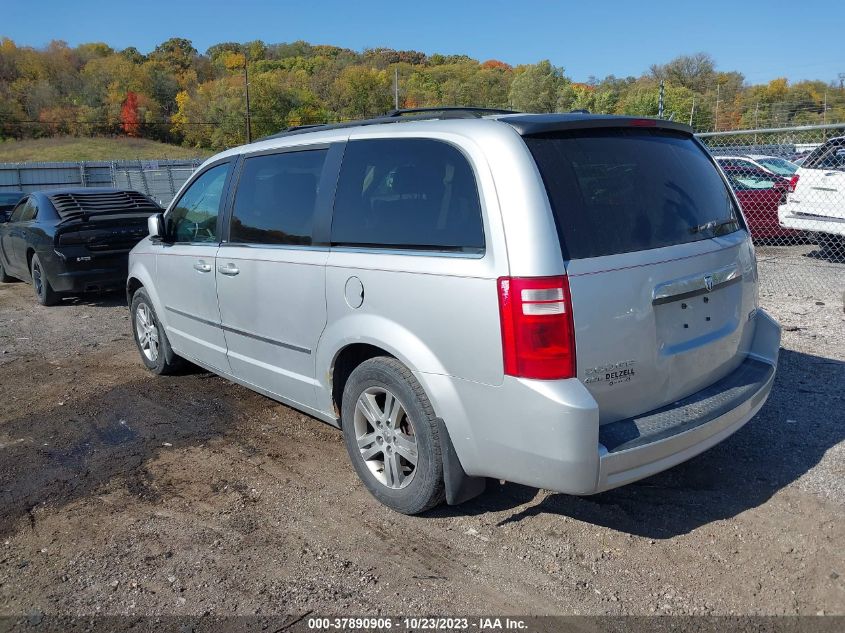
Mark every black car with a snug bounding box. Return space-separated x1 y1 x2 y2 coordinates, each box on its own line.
0 188 162 305
0 191 25 222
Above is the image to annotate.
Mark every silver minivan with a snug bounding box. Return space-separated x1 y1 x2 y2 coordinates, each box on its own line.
128 109 781 514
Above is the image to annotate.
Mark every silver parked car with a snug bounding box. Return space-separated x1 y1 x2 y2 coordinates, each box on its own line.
127 108 781 514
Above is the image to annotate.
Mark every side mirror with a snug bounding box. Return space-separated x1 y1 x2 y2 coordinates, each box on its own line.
148 213 165 240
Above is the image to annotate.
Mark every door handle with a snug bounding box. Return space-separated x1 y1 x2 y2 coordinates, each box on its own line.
218 263 240 276
193 260 212 273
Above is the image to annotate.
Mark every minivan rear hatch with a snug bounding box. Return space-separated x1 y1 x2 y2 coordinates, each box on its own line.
520 121 759 424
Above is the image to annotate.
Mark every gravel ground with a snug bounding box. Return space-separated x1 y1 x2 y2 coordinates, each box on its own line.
0 256 843 620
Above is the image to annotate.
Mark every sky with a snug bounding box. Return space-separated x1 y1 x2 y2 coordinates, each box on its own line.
2 0 843 84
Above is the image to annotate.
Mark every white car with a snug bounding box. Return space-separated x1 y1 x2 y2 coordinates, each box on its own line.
715 154 799 179
779 136 845 254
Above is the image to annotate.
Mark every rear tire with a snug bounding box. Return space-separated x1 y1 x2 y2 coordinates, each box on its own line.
817 233 844 260
31 254 61 306
341 356 446 514
130 288 184 375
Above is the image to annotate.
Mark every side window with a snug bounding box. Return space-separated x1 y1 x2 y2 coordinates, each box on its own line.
805 140 845 170
331 138 484 252
14 198 37 222
166 163 231 243
821 148 845 171
9 199 29 223
230 149 327 246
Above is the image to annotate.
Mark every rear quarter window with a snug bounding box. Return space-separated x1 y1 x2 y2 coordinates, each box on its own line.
525 128 742 259
331 138 484 252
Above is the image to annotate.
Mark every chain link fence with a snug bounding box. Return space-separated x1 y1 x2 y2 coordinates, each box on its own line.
698 123 845 303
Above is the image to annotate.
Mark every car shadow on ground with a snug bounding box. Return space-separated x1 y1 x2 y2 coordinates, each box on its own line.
58 290 127 308
434 348 845 538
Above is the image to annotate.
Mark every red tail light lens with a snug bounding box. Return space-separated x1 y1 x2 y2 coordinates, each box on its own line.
788 174 799 193
497 276 576 380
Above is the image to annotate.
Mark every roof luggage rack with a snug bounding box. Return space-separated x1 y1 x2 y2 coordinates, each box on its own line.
262 107 520 141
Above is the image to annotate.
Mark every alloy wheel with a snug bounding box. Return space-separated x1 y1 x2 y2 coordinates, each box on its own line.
353 387 418 489
135 303 160 362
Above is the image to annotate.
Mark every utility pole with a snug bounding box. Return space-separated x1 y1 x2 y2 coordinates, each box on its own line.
713 83 720 132
393 67 400 110
823 90 828 125
658 80 665 118
689 96 695 127
244 55 252 143
754 102 759 145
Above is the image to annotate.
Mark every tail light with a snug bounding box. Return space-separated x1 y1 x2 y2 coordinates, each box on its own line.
788 174 799 192
497 276 576 380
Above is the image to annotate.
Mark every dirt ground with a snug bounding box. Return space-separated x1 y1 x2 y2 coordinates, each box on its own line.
0 267 843 619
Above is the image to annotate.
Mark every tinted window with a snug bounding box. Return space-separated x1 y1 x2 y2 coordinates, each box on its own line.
230 149 327 245
331 139 484 252
15 198 38 222
8 200 28 222
167 163 231 243
525 129 741 259
804 139 845 170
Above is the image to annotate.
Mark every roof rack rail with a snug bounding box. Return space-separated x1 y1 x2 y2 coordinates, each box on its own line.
260 106 521 142
386 106 519 118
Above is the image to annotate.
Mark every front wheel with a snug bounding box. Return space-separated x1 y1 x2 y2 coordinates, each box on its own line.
130 289 184 375
341 356 446 514
31 254 61 306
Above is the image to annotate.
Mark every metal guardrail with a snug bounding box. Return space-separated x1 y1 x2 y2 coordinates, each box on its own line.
0 159 204 206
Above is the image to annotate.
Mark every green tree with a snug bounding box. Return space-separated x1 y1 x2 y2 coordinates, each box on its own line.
509 60 567 112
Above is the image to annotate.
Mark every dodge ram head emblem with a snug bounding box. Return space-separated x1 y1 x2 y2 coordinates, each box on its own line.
704 274 714 292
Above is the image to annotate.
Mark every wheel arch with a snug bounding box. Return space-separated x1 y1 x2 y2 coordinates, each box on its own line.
317 313 450 419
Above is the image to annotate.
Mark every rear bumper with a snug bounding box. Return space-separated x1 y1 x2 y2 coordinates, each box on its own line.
779 205 845 237
595 354 775 492
48 252 129 293
423 309 780 495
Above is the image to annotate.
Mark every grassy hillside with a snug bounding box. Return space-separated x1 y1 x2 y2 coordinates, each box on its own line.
0 137 211 163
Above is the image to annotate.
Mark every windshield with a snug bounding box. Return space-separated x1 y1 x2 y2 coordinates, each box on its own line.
524 128 742 260
756 157 798 176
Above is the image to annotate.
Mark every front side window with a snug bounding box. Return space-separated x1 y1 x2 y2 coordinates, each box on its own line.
230 149 327 245
331 138 484 252
167 162 231 243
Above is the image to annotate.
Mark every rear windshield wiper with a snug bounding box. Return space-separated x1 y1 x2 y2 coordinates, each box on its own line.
690 218 739 234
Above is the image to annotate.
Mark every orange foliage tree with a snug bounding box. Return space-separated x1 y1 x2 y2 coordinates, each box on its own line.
121 91 140 136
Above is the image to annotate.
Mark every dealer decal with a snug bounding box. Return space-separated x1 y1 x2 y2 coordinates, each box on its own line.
584 360 637 386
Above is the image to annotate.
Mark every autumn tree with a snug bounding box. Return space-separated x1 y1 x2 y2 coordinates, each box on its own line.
121 91 140 136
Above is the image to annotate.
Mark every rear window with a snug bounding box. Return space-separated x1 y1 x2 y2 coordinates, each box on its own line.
803 139 845 171
525 128 742 259
331 138 484 252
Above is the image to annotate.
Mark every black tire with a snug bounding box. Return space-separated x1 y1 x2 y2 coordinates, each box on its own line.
0 257 14 283
130 288 184 375
817 233 844 260
30 254 61 306
341 356 446 514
